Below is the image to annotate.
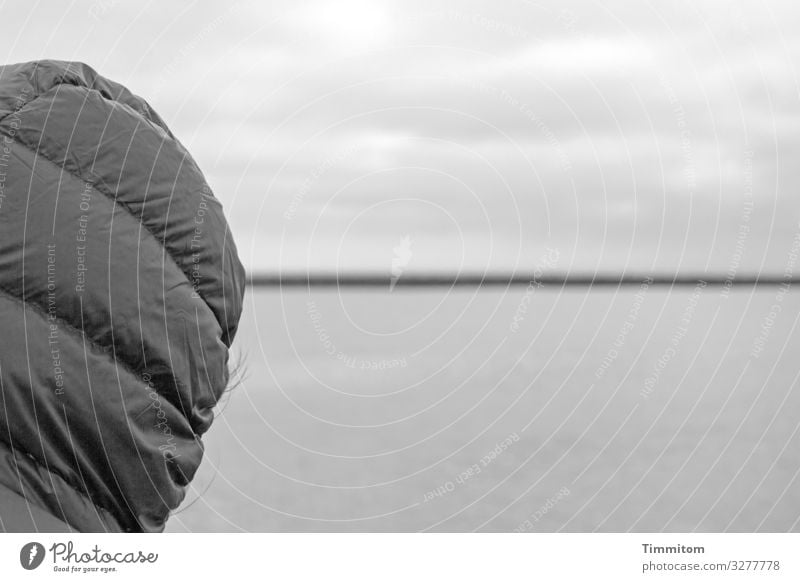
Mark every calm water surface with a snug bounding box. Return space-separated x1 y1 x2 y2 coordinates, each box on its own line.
167 285 800 532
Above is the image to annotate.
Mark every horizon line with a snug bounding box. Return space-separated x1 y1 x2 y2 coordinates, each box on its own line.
245 272 796 287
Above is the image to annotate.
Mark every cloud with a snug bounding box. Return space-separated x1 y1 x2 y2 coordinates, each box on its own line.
2 0 799 273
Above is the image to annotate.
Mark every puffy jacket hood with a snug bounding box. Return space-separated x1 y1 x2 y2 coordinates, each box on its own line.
0 60 245 531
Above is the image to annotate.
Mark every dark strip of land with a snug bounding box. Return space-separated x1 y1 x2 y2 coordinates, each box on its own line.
246 273 795 288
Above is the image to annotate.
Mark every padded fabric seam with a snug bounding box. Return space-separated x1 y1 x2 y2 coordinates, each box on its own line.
0 85 214 314
0 286 199 438
0 431 131 531
0 73 169 138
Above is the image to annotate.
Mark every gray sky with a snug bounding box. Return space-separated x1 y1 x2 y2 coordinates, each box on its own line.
3 0 799 274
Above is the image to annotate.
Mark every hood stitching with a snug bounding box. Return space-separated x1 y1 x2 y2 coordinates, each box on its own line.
0 288 202 528
0 79 242 349
0 431 131 532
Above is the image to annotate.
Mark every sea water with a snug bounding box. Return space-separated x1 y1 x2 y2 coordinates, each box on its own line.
167 285 800 532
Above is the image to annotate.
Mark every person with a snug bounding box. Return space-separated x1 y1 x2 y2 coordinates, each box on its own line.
0 60 245 532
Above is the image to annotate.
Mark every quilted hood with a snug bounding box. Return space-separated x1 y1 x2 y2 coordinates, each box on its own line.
0 60 245 531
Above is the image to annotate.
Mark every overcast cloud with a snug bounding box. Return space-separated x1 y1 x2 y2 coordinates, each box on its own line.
3 0 799 274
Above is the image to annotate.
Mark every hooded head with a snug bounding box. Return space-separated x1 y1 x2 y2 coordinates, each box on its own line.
0 60 245 531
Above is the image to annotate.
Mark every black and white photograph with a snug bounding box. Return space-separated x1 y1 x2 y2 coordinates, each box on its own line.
0 0 798 578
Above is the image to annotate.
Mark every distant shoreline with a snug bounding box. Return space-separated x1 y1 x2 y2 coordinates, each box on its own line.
245 273 795 287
